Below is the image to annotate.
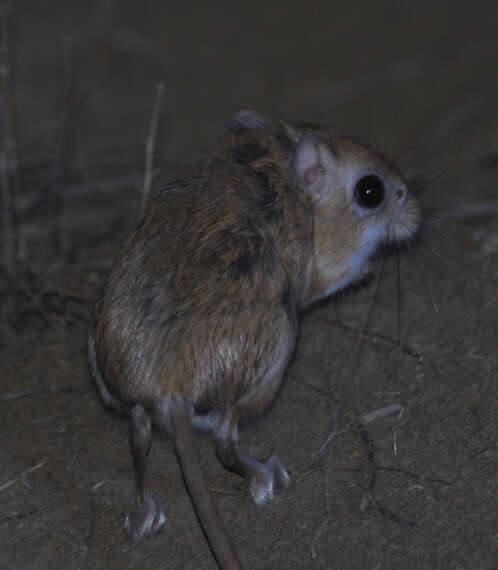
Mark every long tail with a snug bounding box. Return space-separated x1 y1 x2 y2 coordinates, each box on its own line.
171 397 243 570
87 320 130 415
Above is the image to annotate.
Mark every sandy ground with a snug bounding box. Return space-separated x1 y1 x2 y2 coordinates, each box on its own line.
1 2 497 569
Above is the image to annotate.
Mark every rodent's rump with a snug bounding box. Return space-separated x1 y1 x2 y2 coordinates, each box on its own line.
89 109 420 569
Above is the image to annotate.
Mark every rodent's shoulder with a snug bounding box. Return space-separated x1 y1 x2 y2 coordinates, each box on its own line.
144 122 312 241
113 124 314 308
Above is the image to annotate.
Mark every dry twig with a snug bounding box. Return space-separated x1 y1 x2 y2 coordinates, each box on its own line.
356 420 376 512
367 492 417 528
0 5 22 274
50 35 74 255
0 457 47 492
142 81 165 211
355 412 416 528
0 385 85 401
319 317 424 362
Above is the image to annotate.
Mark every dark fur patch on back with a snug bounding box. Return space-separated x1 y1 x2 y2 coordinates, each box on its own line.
254 169 271 193
274 130 295 154
231 140 268 165
280 282 293 312
252 169 284 223
229 252 258 282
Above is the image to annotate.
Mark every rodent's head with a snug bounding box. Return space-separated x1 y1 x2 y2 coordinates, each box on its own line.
290 123 420 303
229 110 420 305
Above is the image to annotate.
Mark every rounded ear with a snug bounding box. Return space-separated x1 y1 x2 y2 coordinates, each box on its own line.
274 113 300 143
228 109 269 133
293 133 337 202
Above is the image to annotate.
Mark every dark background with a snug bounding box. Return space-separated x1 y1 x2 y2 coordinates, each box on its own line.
1 2 497 569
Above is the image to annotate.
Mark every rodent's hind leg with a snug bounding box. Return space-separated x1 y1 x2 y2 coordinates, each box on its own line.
215 408 291 506
125 404 167 544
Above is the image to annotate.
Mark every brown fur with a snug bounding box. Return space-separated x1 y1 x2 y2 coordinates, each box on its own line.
90 110 420 569
95 123 313 415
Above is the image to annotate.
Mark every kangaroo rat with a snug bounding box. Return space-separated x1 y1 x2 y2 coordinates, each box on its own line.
88 109 420 569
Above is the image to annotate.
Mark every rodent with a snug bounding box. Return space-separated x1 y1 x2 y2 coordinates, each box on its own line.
88 109 420 569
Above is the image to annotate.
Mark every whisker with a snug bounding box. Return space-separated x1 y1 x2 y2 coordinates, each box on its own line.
398 209 470 315
415 234 465 296
411 160 456 198
396 247 402 342
395 216 426 250
420 200 481 212
411 246 441 315
365 229 389 333
395 217 442 314
342 228 390 394
417 218 448 241
426 199 498 220
422 212 498 233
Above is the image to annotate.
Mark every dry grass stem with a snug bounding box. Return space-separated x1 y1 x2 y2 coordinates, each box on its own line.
142 81 165 210
0 457 48 492
319 317 424 362
0 5 20 273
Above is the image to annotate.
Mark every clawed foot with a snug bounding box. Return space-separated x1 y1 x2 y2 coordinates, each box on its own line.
248 454 291 506
125 492 166 544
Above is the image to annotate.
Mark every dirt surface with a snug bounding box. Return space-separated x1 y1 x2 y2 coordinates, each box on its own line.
1 2 497 569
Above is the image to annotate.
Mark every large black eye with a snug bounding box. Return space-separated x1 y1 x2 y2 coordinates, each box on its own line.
354 175 385 209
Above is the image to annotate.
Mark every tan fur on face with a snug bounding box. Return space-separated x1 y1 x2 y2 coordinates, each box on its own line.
290 131 419 303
